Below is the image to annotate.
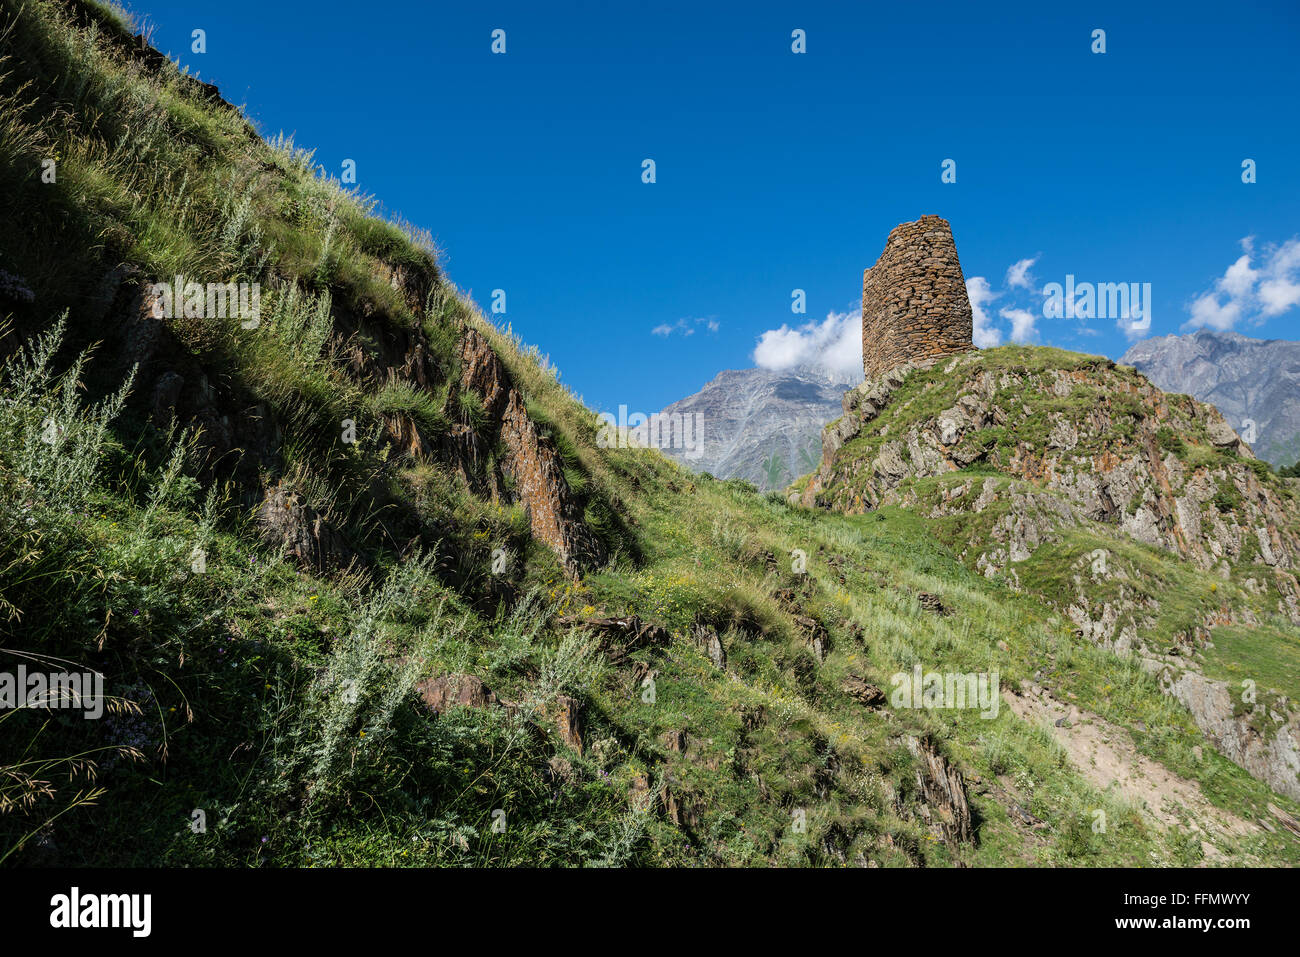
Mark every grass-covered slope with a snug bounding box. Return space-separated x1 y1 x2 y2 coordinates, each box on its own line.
2 0 1299 867
801 346 1300 805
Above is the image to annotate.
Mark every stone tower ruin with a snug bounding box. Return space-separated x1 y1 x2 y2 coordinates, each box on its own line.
861 215 974 381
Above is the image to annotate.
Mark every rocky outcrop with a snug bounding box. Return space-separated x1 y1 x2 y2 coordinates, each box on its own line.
455 329 605 576
499 388 604 574
801 358 937 507
809 347 1300 800
374 259 439 318
545 694 585 753
338 314 441 392
795 613 831 662
91 249 601 578
458 328 513 420
903 735 974 847
417 672 587 755
99 244 604 579
842 674 886 708
690 622 726 670
109 272 285 483
257 483 353 572
1154 665 1300 802
558 614 670 664
416 673 500 714
806 351 1300 575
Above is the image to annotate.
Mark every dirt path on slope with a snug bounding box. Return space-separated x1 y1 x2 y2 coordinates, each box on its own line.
1003 686 1259 860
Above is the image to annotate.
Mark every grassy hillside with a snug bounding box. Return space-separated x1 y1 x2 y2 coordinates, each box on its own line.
801 346 1300 808
2 0 1299 867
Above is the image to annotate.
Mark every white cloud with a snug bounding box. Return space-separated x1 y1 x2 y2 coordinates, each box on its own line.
1259 276 1300 316
966 276 1002 348
753 308 862 380
1259 239 1300 315
652 316 719 337
1005 256 1038 291
1001 307 1038 343
1184 236 1300 331
1187 290 1243 331
1220 253 1258 298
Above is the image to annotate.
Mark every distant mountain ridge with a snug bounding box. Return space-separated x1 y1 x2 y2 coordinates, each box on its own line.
1121 330 1300 466
655 367 857 488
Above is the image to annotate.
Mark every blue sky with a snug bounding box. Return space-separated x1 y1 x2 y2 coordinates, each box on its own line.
132 0 1300 413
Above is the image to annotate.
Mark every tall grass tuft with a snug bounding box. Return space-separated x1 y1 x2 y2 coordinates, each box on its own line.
0 314 132 511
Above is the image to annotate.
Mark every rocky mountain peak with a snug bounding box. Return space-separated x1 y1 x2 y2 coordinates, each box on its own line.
654 366 855 488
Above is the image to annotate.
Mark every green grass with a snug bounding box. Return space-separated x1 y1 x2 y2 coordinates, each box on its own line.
1202 622 1300 701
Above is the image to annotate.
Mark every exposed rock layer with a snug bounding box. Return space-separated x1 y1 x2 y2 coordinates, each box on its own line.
457 329 606 575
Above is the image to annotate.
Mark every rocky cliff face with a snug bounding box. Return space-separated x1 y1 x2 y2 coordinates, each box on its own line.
655 367 855 488
1156 666 1300 802
1121 330 1300 467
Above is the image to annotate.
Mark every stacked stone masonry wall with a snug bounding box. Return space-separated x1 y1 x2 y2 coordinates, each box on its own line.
862 215 974 380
